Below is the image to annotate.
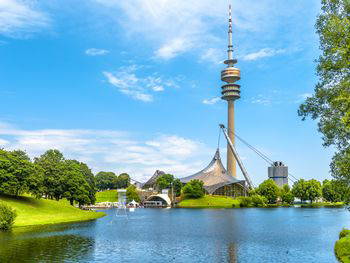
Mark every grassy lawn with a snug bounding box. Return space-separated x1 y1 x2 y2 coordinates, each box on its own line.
178 195 241 208
0 194 105 228
95 190 118 202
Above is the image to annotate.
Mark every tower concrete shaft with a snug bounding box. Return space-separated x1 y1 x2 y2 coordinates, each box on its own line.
227 101 236 177
220 4 240 178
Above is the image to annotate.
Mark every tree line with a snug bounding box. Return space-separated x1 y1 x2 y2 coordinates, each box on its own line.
0 149 131 206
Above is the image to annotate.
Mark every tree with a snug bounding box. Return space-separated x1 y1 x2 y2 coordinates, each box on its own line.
34 150 66 200
126 185 140 202
95 171 117 191
0 149 39 196
173 178 182 197
114 173 130 189
257 179 279 204
182 179 205 199
156 174 174 190
280 184 294 205
292 179 309 203
298 0 350 185
306 179 322 203
322 179 348 202
62 160 95 206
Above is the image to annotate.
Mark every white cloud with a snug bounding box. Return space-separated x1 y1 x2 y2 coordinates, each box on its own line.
155 37 192 60
103 65 177 102
0 121 211 181
0 0 50 37
85 48 109 56
200 48 223 64
242 48 286 61
92 0 312 61
295 92 313 103
203 97 220 105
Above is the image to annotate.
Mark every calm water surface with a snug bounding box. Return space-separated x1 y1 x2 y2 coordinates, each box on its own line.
0 207 349 263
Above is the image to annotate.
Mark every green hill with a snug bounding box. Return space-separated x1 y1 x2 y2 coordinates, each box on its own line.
178 195 241 208
0 194 105 228
96 190 118 202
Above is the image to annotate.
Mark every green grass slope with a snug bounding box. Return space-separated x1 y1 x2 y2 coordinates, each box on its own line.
95 190 118 202
0 194 105 228
178 195 241 208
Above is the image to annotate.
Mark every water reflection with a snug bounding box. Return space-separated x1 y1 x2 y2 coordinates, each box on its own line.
0 208 348 262
0 228 95 263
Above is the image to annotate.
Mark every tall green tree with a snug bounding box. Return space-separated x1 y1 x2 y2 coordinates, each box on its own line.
292 179 309 203
257 179 279 204
306 179 322 203
95 171 117 191
126 185 140 202
34 150 66 200
298 0 350 185
0 149 40 196
115 173 130 189
322 179 349 202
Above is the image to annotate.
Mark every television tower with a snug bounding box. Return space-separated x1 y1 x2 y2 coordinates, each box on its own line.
221 4 240 178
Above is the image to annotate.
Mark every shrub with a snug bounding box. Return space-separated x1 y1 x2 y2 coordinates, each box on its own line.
281 192 295 205
238 196 252 207
335 235 350 262
251 194 267 207
257 179 279 204
0 202 17 231
183 180 205 199
339 229 350 239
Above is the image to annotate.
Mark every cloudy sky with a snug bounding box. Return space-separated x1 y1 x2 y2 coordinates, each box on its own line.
0 0 332 183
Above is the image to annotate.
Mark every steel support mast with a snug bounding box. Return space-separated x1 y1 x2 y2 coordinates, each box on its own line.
220 124 254 189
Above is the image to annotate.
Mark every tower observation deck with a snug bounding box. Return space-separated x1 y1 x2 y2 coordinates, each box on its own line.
221 5 241 177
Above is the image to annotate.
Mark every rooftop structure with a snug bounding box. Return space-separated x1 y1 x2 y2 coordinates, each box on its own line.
142 170 165 189
221 4 241 178
180 149 246 196
268 161 288 187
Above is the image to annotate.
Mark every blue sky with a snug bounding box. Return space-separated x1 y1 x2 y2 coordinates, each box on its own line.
0 0 333 184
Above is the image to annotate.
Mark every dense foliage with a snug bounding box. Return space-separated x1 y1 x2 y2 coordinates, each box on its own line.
335 228 350 263
292 179 322 203
0 149 42 197
322 179 349 202
126 185 140 203
257 179 279 204
0 149 96 206
95 172 130 191
182 179 205 199
298 0 350 186
0 202 17 231
156 174 182 196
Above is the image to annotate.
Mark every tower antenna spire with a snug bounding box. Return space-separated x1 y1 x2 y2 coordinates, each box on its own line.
225 4 236 67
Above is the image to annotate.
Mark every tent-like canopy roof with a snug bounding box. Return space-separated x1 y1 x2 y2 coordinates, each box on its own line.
180 149 245 194
142 170 165 189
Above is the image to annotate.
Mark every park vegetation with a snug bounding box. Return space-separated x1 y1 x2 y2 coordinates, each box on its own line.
156 173 182 196
0 202 17 230
335 229 350 263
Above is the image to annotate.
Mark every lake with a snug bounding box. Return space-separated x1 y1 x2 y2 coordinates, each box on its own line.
0 207 349 262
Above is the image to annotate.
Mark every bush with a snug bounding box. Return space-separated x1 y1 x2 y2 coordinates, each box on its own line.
251 194 267 207
238 196 252 207
339 229 350 239
335 235 350 263
257 179 279 204
0 202 17 230
281 192 295 205
183 180 205 199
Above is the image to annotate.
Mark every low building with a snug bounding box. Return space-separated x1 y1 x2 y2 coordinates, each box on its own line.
268 161 288 187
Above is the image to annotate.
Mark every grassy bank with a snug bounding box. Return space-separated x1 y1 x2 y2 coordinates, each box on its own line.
0 194 105 228
300 202 344 208
335 229 350 263
178 195 241 208
95 190 118 203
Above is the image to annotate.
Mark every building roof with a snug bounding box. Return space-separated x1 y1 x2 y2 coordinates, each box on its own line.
142 170 165 189
180 149 245 194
